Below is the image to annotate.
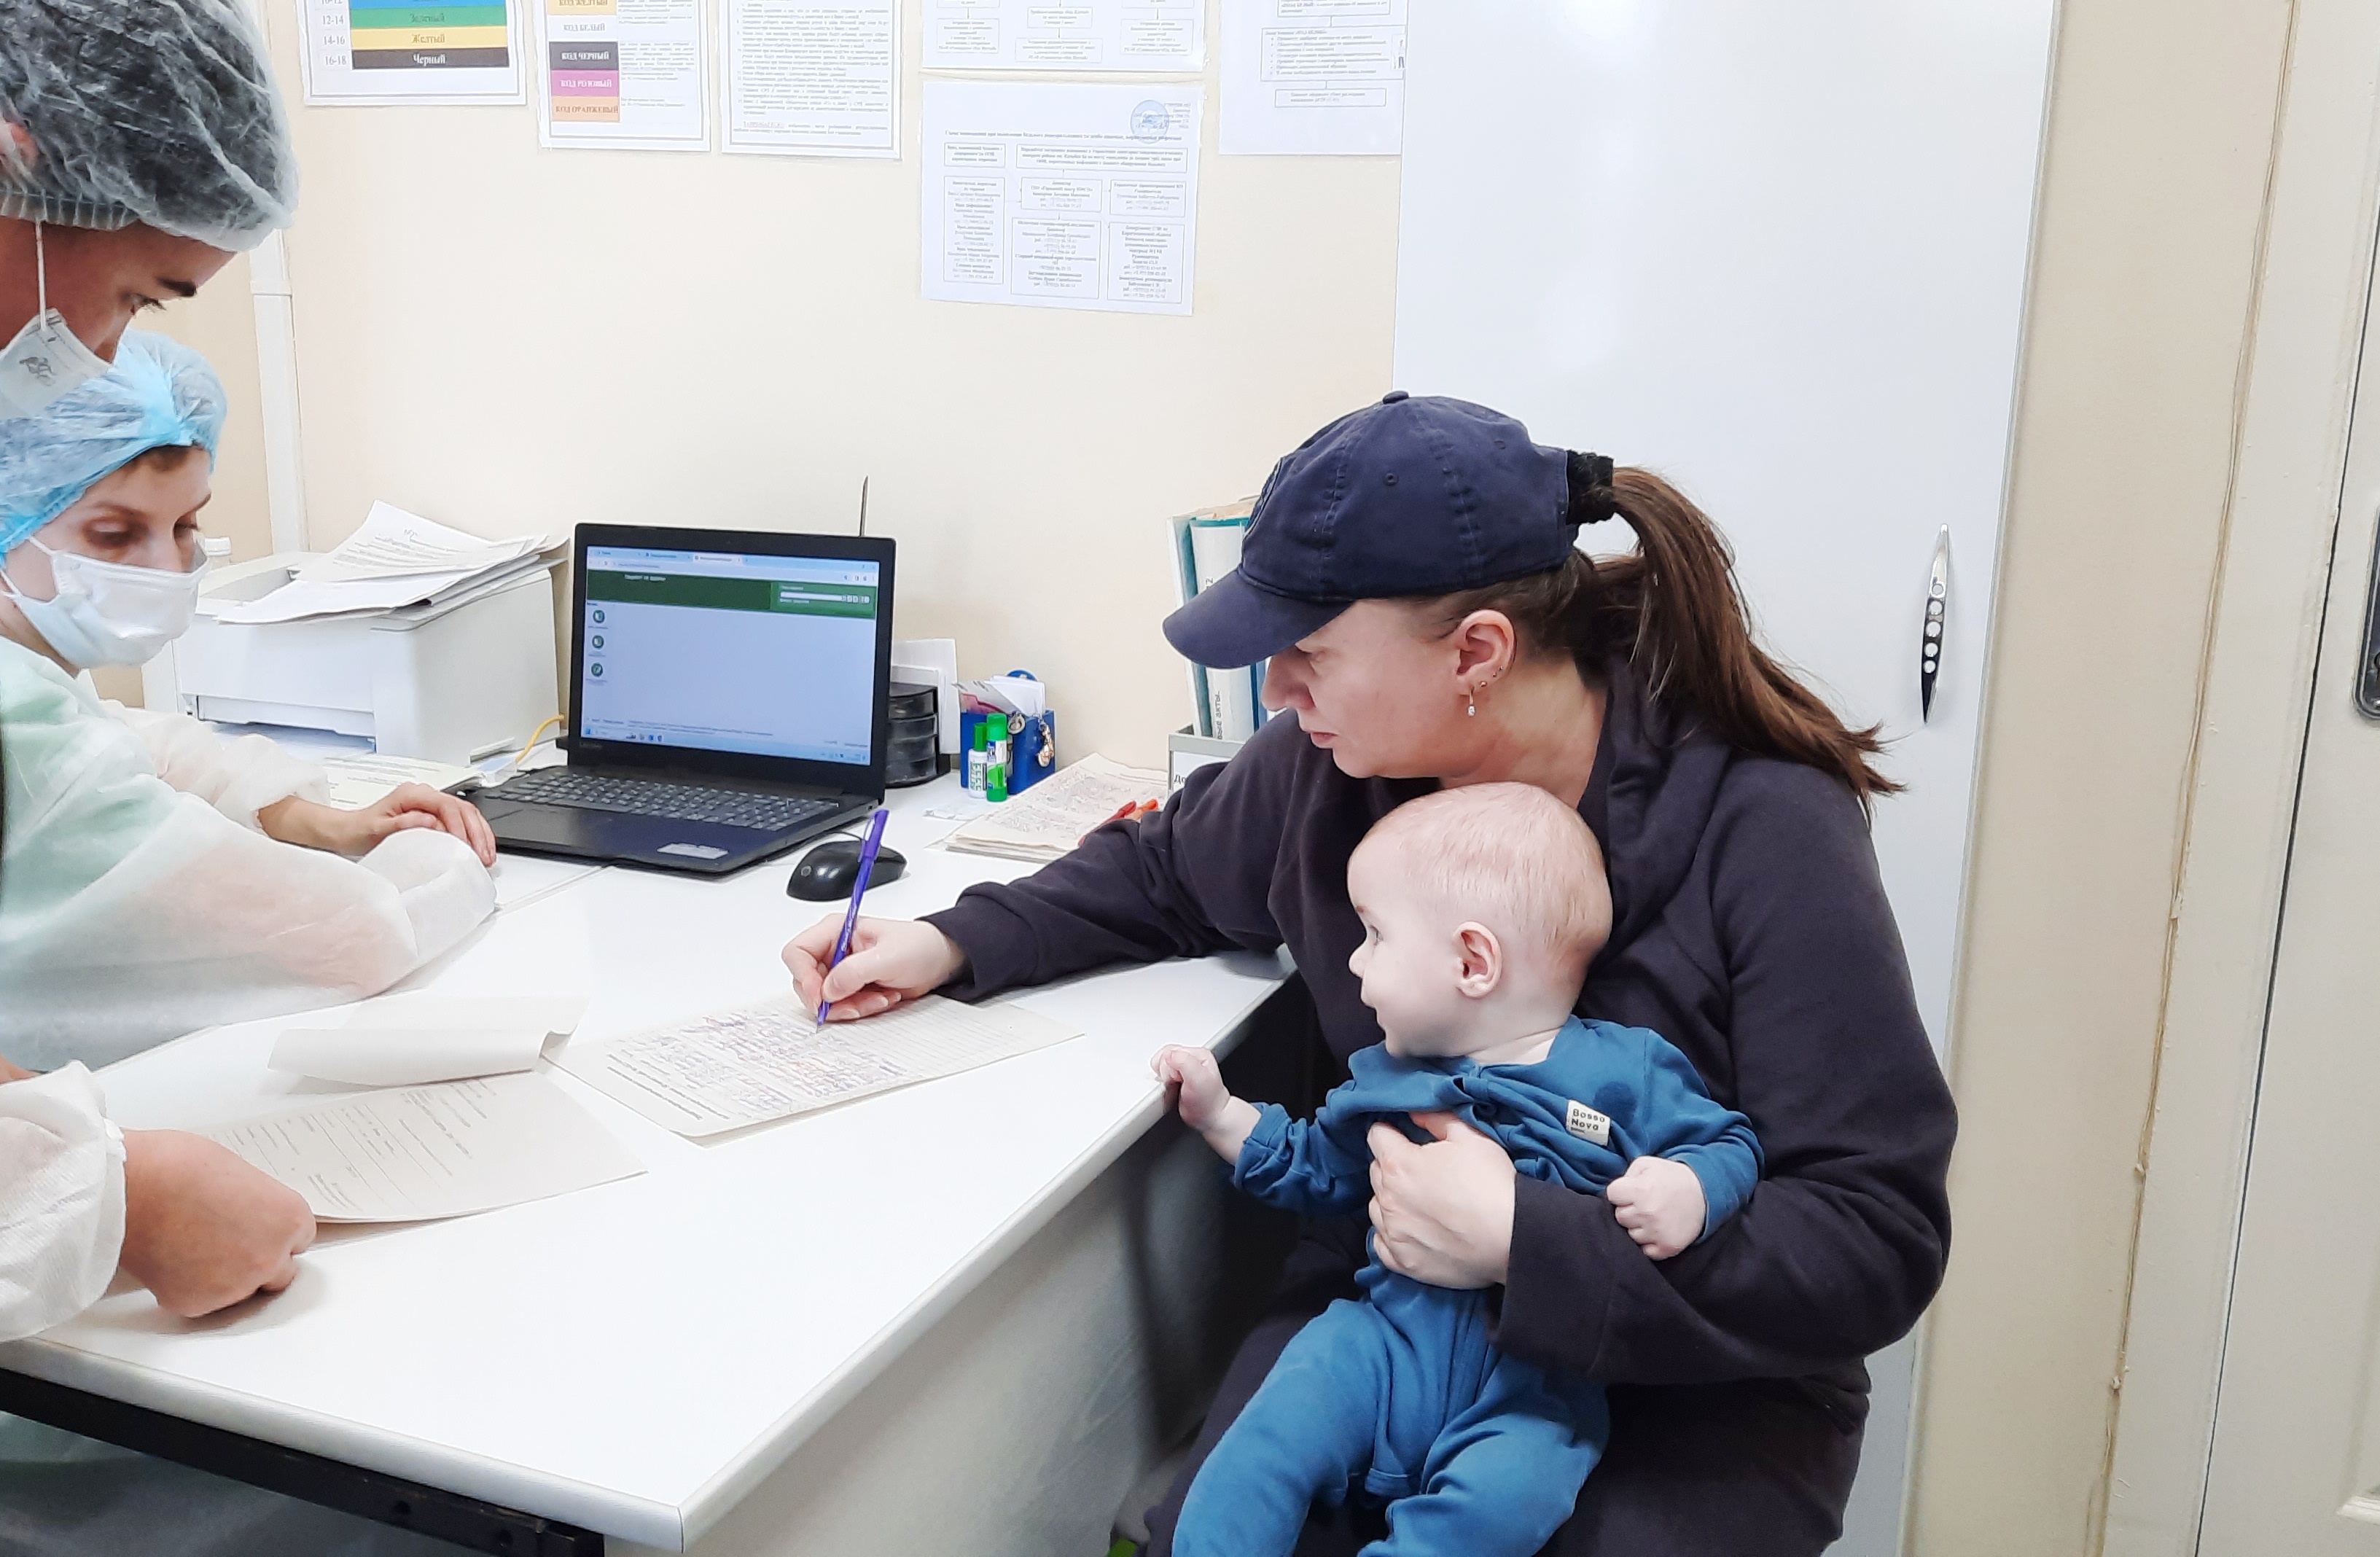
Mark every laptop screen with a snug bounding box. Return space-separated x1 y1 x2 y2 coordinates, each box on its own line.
577 545 883 765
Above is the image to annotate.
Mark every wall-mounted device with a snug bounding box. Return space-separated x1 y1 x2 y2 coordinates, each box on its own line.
1921 527 1951 722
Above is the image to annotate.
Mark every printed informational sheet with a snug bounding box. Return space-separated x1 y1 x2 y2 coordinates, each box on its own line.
921 81 1203 317
537 0 709 151
1220 0 1406 155
204 1074 643 1222
723 0 900 157
297 0 526 105
922 0 1203 71
556 994 1083 1138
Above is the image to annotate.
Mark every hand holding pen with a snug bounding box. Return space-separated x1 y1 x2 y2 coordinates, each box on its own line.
816 807 891 1025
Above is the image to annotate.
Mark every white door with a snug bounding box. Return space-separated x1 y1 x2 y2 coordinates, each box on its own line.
1392 4 2058 1550
2193 265 2380 1550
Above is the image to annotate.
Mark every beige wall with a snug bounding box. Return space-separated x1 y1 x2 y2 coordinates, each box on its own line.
1906 0 2298 1551
241 0 1400 770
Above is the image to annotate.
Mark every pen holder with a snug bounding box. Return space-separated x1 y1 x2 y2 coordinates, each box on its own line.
961 708 1057 797
1010 710 1056 793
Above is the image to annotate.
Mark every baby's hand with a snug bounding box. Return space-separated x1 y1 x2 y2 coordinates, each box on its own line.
1604 1156 1707 1260
1152 1045 1233 1132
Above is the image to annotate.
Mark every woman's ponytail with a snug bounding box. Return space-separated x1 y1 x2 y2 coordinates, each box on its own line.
1429 464 1900 806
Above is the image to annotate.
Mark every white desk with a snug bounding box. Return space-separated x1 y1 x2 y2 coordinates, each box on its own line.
0 778 1287 1551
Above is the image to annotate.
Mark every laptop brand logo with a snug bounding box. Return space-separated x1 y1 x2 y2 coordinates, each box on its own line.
658 843 729 859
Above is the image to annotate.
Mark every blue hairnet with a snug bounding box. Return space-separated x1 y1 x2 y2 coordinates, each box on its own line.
0 330 225 553
0 0 297 250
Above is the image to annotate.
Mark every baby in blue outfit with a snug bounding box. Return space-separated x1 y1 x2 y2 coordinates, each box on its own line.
1153 782 1761 1557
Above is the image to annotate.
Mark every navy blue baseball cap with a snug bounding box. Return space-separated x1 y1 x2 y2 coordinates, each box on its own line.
1163 392 1618 670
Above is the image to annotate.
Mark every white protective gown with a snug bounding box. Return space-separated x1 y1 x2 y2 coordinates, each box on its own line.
0 1064 123 1343
0 635 496 1072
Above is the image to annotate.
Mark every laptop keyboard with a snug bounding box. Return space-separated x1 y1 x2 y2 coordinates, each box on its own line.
498 769 843 833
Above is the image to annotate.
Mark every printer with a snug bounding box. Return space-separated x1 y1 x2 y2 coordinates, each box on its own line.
141 551 561 766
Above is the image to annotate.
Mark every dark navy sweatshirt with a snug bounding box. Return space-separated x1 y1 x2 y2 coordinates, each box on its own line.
924 657 1954 1409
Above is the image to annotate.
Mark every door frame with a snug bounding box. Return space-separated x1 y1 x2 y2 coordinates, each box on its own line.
2100 1 2380 1550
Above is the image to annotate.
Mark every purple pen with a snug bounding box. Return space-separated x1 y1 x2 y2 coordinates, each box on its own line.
817 806 891 1024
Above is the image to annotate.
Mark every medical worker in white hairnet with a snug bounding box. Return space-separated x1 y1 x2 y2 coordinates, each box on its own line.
0 0 335 1352
0 330 500 1073
0 6 485 1550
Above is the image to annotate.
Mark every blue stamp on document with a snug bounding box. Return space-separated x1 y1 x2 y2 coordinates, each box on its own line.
1131 99 1171 142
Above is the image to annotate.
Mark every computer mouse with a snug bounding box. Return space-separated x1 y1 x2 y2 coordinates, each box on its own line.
787 838 908 901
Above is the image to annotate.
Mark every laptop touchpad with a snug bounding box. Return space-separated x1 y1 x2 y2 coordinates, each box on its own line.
485 804 596 847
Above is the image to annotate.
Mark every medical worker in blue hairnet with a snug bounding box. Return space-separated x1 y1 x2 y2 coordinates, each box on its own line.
0 331 499 1069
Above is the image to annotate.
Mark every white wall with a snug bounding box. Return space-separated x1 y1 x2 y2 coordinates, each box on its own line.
249 0 1402 768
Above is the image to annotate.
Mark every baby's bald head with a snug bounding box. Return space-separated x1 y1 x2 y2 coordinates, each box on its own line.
1353 782 1612 990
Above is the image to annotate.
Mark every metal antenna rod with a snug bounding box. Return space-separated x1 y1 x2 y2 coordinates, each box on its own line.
857 477 871 538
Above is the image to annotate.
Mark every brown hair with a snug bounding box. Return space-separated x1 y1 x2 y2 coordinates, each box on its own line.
1427 466 1900 805
126 442 204 474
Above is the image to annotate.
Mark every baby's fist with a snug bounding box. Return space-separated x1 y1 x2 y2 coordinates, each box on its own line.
1604 1156 1707 1260
1152 1045 1231 1131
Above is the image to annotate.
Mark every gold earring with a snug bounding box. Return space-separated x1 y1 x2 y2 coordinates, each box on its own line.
1467 686 1478 717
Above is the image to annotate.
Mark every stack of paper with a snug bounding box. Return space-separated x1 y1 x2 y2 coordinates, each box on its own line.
943 753 1167 865
555 993 1083 1139
213 503 558 625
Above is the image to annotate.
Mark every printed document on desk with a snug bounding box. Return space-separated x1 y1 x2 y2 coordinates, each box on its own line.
943 752 1166 864
555 994 1083 1138
922 0 1203 71
921 81 1203 317
320 751 483 810
203 1074 642 1222
1221 0 1406 155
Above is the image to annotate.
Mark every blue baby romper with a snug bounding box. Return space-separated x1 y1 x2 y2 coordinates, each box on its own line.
1172 1016 1761 1557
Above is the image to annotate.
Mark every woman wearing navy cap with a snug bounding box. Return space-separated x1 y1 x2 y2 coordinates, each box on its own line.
787 392 1951 1555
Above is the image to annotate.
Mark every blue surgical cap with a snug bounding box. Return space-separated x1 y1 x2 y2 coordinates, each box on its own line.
0 330 225 554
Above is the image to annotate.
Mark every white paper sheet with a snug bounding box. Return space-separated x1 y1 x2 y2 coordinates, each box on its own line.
921 81 1203 317
204 1074 641 1222
537 0 709 151
893 636 961 752
921 0 1203 70
555 993 1082 1138
723 0 900 157
270 994 590 1085
214 504 555 625
319 752 483 810
299 503 545 584
1220 0 1406 155
297 0 527 106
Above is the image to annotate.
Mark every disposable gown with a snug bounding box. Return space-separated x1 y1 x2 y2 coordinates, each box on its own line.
0 1064 122 1342
0 636 496 1070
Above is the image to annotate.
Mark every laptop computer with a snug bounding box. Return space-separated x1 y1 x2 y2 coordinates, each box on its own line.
472 523 894 875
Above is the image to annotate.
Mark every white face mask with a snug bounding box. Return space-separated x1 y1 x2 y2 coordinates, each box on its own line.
1 539 207 668
0 223 110 419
